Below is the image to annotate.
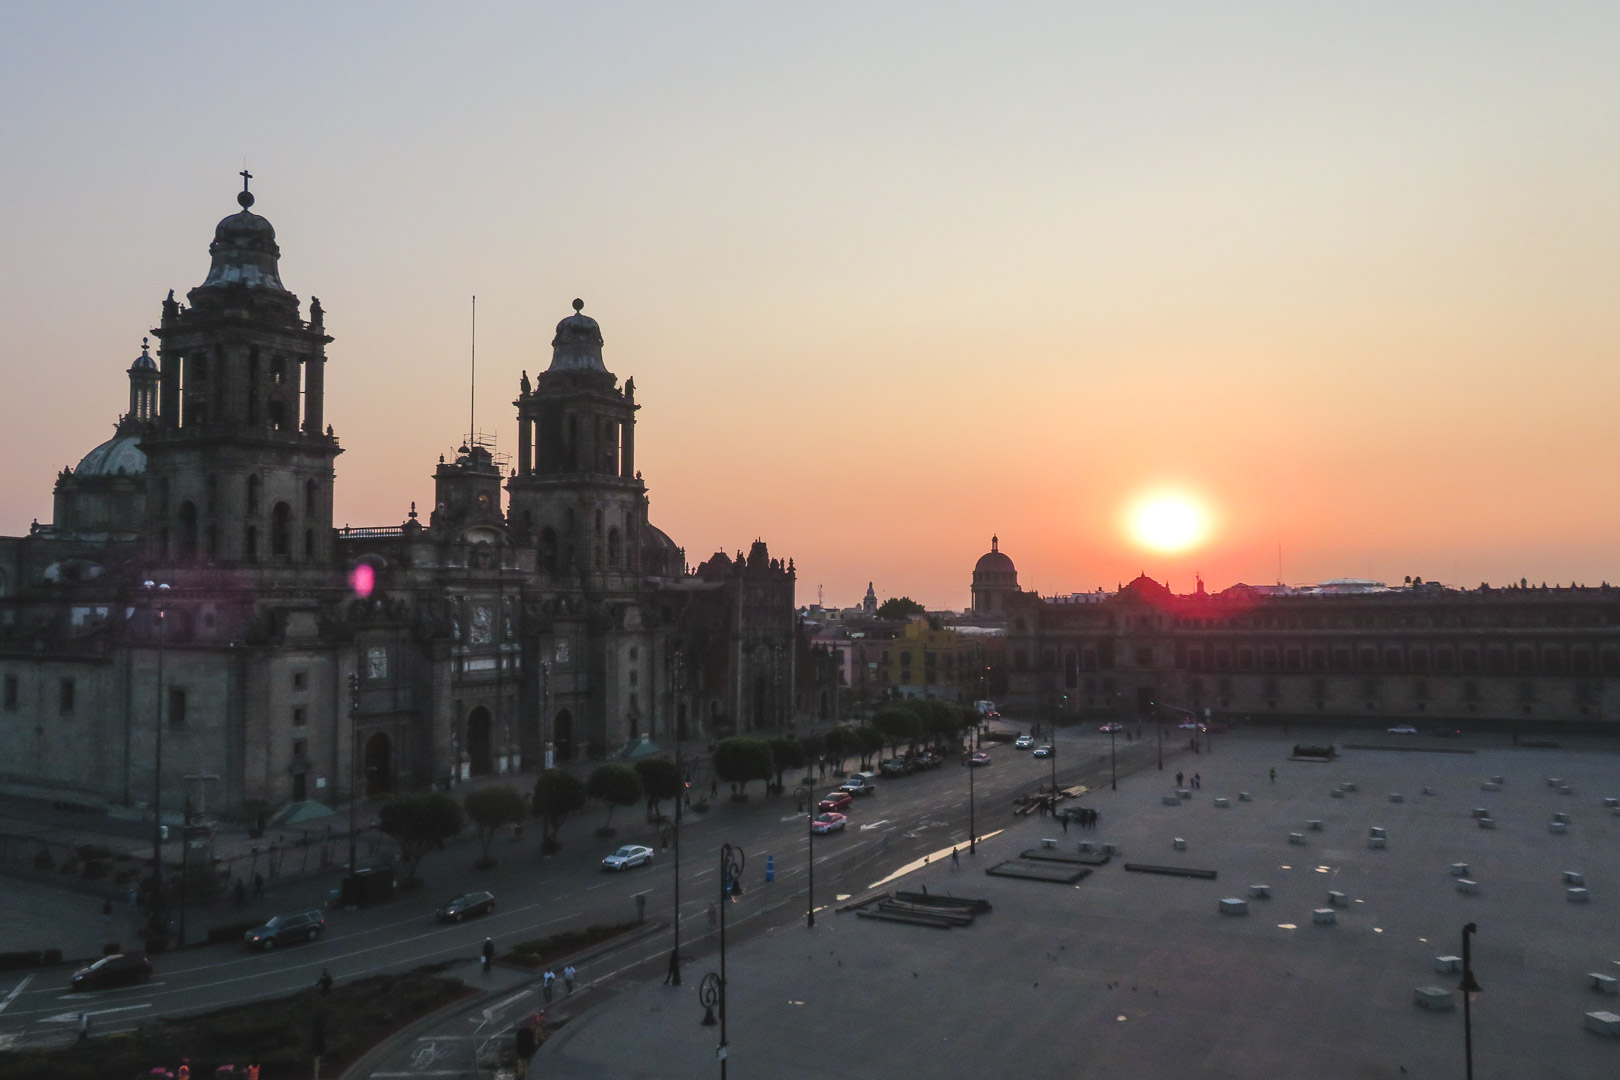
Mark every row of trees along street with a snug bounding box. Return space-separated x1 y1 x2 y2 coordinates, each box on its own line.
371 701 980 882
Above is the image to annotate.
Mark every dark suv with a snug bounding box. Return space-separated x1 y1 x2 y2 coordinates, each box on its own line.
244 910 327 950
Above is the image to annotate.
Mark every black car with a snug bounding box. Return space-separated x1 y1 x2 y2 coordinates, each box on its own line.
879 758 912 778
70 952 152 991
436 891 496 922
244 910 327 950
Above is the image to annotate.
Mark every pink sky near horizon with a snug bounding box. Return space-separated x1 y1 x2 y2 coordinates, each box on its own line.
4 3 1620 611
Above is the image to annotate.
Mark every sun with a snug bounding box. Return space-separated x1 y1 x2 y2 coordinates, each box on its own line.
1127 493 1209 553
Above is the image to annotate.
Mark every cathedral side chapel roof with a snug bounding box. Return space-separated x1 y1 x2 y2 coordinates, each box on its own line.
73 432 145 478
198 179 287 293
548 299 608 374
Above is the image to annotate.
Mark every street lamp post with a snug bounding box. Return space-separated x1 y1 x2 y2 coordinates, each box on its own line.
806 803 815 926
348 671 361 876
143 580 169 936
698 843 745 1078
1109 727 1117 791
1460 921 1482 1080
967 736 977 854
669 650 684 986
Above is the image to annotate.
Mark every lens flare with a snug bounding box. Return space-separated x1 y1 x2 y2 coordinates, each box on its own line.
349 563 375 598
1127 494 1209 553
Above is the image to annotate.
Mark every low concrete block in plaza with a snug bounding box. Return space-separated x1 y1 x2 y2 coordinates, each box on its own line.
1472 808 1490 818
1162 795 1181 806
1307 819 1323 831
1102 842 1121 855
1313 907 1336 925
1214 797 1229 808
1078 840 1097 853
1389 793 1404 803
1249 884 1270 898
1176 788 1191 799
1550 821 1570 834
1434 955 1460 974
1584 1011 1620 1036
1422 786 1437 796
1327 890 1347 907
1590 973 1619 995
1567 887 1590 902
1481 782 1501 792
1367 836 1387 849
1450 862 1470 877
1603 797 1619 809
1478 817 1497 829
1368 826 1386 838
1563 871 1585 886
1289 832 1307 845
1219 897 1248 915
1457 878 1479 894
1490 775 1505 785
1612 806 1620 818
1172 838 1186 851
1548 777 1564 787
1331 788 1345 799
1340 782 1357 792
1040 837 1058 849
1561 784 1575 795
1554 812 1571 824
1414 986 1456 1010
1238 791 1252 801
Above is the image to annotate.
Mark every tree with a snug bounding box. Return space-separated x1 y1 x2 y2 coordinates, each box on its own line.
712 737 774 797
532 769 588 854
587 763 644 830
378 792 465 886
855 725 886 769
634 757 682 820
821 727 852 773
463 785 527 867
767 738 805 790
796 732 825 781
872 706 922 757
875 596 926 620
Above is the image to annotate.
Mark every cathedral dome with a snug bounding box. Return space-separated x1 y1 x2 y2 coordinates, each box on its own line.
973 535 1016 578
198 183 287 293
548 299 607 373
73 431 145 478
129 340 157 372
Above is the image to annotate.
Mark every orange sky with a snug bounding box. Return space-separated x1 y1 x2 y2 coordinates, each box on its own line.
4 5 1620 610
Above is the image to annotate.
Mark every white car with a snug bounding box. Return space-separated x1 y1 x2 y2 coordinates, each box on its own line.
1387 725 1419 735
1014 735 1034 749
602 844 654 871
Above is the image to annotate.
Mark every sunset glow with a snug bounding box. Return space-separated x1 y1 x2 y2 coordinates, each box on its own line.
1127 494 1209 554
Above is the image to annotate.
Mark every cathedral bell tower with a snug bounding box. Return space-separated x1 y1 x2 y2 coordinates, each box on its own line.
507 300 645 578
144 175 341 567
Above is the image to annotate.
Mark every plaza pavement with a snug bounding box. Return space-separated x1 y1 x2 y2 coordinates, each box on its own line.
535 729 1620 1079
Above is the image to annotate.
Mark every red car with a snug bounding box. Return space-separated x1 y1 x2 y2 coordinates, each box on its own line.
818 790 853 813
811 812 848 834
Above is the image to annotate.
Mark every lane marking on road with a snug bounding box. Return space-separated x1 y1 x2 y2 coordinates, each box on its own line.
370 1071 464 1077
55 982 167 999
480 989 532 1023
858 820 890 831
43 1003 152 1023
867 830 1005 890
0 975 33 1015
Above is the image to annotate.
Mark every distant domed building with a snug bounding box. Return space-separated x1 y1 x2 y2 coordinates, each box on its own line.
971 535 1020 615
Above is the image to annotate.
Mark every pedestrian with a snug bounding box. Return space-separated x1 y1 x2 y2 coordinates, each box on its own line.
1270 767 1276 784
233 878 247 908
102 897 113 925
1175 772 1183 788
317 969 333 995
951 846 960 868
1193 773 1200 789
711 777 718 798
482 937 495 974
1060 812 1069 833
77 1011 90 1043
542 969 556 1002
707 903 717 929
253 872 265 899
564 964 576 993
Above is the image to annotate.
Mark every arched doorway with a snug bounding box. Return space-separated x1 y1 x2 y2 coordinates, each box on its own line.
466 707 493 776
364 731 393 796
553 709 574 762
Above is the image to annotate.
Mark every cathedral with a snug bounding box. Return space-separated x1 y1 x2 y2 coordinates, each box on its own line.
0 179 796 817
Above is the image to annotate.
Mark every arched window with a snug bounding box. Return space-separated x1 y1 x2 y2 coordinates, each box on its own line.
607 527 622 568
304 528 315 559
540 528 558 572
304 479 318 516
246 475 260 514
595 509 604 537
268 400 287 430
178 502 199 557
271 502 292 557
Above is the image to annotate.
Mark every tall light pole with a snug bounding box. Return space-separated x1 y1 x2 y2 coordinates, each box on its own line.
806 803 815 927
348 671 361 876
143 580 170 935
967 736 977 854
1109 726 1117 791
698 843 744 1078
669 649 684 986
1460 922 1482 1080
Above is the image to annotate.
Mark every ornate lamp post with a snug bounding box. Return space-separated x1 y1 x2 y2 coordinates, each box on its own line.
806 802 815 927
1460 922 1482 1079
143 580 169 935
697 843 744 1077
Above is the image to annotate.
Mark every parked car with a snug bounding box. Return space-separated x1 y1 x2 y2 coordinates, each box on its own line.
1033 744 1053 758
968 751 991 767
602 845 654 871
839 773 878 796
819 789 854 813
69 952 151 991
244 910 326 950
810 811 847 834
906 751 943 771
1177 721 1205 731
435 891 496 922
1014 735 1034 749
1387 725 1419 735
1100 722 1124 733
1430 727 1463 738
879 758 912 778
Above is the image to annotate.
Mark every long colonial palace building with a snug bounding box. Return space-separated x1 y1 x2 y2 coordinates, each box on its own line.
0 179 796 817
970 538 1620 730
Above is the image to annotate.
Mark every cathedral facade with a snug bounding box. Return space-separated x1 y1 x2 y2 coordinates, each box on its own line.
0 181 796 817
